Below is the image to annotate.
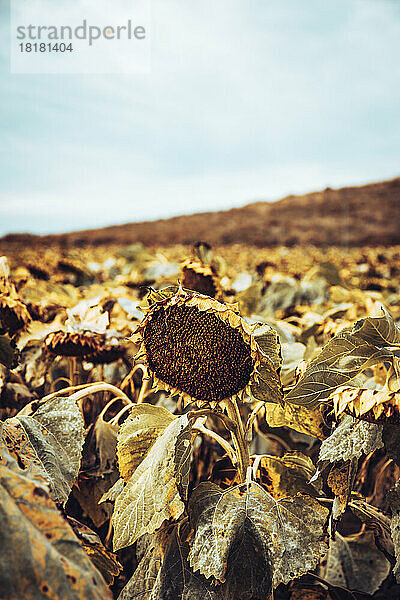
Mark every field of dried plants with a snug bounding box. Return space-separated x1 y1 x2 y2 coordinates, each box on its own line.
1 240 400 599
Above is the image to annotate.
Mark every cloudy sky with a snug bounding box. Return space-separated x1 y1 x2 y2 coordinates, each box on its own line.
0 0 399 236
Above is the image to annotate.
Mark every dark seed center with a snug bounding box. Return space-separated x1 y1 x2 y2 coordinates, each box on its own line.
143 303 254 402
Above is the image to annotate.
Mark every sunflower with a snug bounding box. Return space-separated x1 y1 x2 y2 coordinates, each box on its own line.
44 331 102 358
331 385 400 425
0 296 31 335
180 259 224 301
132 287 266 406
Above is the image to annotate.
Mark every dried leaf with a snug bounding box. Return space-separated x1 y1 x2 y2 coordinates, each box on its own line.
0 463 111 599
387 480 400 582
2 418 71 505
188 481 328 589
174 418 193 502
330 385 400 422
317 415 383 469
252 323 282 372
327 462 357 521
264 401 326 439
68 517 122 585
72 472 118 528
251 359 283 404
117 403 176 482
382 425 400 466
119 522 219 600
1 396 84 504
30 396 85 482
111 414 188 551
94 416 119 475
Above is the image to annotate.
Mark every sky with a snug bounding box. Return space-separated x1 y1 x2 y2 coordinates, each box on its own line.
0 0 400 236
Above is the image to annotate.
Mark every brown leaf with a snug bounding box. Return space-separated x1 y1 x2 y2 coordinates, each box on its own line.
257 452 320 499
264 401 326 439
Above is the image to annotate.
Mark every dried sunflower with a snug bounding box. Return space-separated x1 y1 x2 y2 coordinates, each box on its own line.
0 296 31 335
86 341 127 365
132 288 266 406
180 259 223 301
44 331 102 358
331 386 400 425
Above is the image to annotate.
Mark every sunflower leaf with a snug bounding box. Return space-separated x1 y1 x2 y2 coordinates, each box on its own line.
111 414 188 551
188 481 328 589
285 311 399 409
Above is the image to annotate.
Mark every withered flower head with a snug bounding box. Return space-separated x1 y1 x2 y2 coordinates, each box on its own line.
331 385 400 425
132 288 264 405
0 296 31 335
180 259 223 301
44 331 102 358
86 342 127 365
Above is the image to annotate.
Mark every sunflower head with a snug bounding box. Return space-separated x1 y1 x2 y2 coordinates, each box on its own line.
180 259 223 301
44 331 102 358
132 288 265 405
0 296 31 335
86 341 127 365
331 385 400 425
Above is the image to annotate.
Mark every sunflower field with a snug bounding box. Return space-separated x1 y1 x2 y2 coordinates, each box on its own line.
1 240 400 599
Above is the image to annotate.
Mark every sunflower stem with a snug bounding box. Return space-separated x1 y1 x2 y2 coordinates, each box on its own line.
224 397 250 482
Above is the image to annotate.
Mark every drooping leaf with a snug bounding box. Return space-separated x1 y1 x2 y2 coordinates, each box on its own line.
0 463 111 599
72 472 118 528
382 425 400 466
31 396 84 473
264 400 326 439
327 461 358 522
285 312 399 409
315 416 383 523
251 359 283 404
111 414 189 551
93 415 119 475
1 396 85 504
256 452 320 499
117 403 176 482
349 499 394 560
323 530 390 593
252 323 282 372
387 480 400 582
119 522 219 600
188 481 328 589
330 385 400 422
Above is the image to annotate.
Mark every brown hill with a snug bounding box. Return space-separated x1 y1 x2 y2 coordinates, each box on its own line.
3 177 400 247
